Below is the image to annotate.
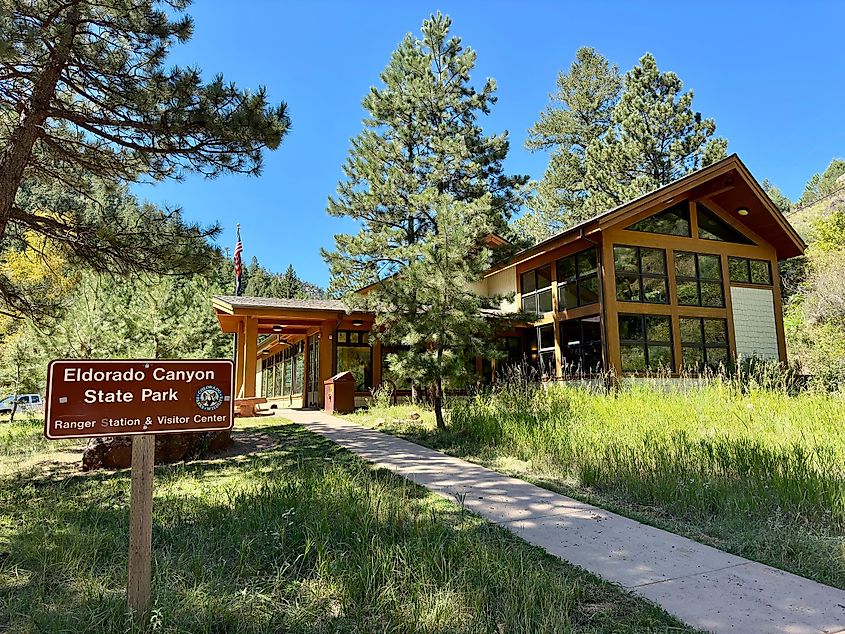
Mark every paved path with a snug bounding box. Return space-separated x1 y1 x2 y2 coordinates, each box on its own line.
280 408 845 634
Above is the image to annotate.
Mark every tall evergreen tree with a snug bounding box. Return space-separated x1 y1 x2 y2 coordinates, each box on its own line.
584 53 727 214
518 51 727 243
761 179 792 214
323 13 527 428
0 0 290 314
516 48 622 239
799 159 845 206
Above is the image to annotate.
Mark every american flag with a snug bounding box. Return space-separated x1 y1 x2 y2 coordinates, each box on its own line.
233 225 243 296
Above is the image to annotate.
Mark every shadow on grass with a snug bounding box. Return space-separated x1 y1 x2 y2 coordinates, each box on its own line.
0 420 692 634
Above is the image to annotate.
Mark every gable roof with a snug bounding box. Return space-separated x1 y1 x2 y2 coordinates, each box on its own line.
490 154 805 275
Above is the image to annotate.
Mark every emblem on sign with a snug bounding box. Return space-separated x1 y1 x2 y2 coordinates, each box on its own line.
195 385 225 411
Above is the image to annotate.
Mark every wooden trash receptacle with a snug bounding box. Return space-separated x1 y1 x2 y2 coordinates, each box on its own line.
324 371 355 414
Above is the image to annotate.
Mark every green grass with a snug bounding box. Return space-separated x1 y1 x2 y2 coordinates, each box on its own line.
0 417 695 633
345 380 845 590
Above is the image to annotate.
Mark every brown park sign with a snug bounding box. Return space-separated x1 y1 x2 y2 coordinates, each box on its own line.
45 359 234 439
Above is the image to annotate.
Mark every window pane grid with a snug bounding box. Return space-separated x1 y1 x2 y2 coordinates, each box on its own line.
618 314 674 372
679 317 730 372
560 316 603 375
521 265 553 314
675 251 725 308
728 257 772 286
557 247 599 310
614 245 669 304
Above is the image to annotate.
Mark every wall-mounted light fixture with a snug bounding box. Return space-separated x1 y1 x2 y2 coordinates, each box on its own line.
351 319 364 327
272 324 284 332
737 207 749 216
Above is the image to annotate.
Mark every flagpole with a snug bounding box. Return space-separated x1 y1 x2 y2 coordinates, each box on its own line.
232 224 241 375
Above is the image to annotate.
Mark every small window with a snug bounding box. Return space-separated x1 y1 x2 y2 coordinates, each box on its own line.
680 317 730 372
557 247 599 310
697 203 754 244
560 316 603 375
626 201 691 237
614 245 669 304
521 265 553 314
337 330 373 391
535 324 556 378
618 314 674 372
728 257 773 285
674 252 724 308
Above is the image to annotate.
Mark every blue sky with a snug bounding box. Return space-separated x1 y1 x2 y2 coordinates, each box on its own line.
135 1 845 288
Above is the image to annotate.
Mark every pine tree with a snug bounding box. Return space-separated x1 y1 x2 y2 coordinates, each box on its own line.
761 179 792 214
0 0 290 314
517 48 622 240
519 51 727 242
584 54 727 214
6 179 219 317
799 159 845 206
323 13 527 428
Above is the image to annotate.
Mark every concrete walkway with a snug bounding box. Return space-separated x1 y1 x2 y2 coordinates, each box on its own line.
280 408 845 634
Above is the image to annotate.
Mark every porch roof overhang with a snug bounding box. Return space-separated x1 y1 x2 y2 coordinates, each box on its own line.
212 295 374 335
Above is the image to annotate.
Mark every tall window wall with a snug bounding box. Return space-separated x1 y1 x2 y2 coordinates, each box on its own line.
610 200 762 374
261 341 305 399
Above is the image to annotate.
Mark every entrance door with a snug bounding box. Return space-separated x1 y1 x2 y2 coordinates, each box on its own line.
306 334 320 407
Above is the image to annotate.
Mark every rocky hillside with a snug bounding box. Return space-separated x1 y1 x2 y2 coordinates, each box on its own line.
785 173 845 241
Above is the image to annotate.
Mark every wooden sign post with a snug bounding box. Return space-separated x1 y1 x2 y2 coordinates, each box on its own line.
127 434 155 614
44 359 234 617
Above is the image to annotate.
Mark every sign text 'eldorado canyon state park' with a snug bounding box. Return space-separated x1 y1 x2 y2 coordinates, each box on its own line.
45 360 234 439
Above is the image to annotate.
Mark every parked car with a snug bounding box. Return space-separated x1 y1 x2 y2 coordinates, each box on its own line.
0 394 43 416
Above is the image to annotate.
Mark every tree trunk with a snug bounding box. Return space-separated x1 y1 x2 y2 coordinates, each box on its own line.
0 7 78 240
433 377 445 430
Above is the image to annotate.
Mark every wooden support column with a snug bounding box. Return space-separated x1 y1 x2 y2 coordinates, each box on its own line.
770 253 788 364
243 317 258 398
372 339 382 388
318 319 335 408
601 236 621 379
234 319 245 398
551 261 563 379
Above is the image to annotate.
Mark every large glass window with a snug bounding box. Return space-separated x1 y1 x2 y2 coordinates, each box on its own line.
560 316 602 375
614 245 669 304
626 201 691 237
557 248 599 310
697 203 754 244
273 355 282 396
680 317 730 371
283 354 293 395
525 324 556 378
674 252 724 307
337 330 372 391
521 265 553 313
728 257 773 285
618 314 674 372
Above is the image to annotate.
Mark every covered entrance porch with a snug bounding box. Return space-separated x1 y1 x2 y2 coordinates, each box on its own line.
212 296 375 409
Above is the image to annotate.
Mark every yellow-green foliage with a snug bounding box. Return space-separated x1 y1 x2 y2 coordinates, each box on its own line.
785 209 845 383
